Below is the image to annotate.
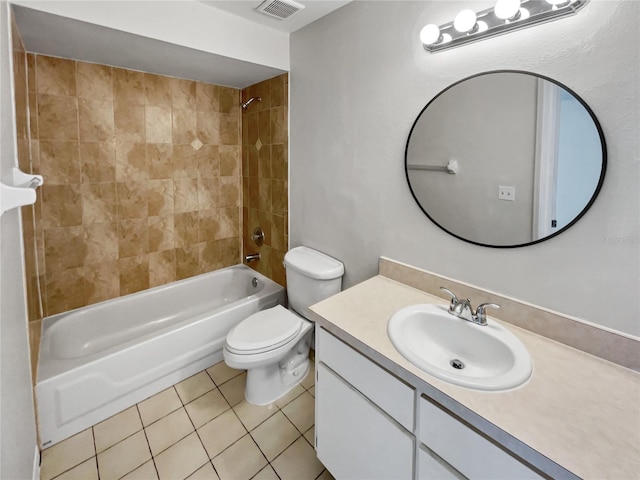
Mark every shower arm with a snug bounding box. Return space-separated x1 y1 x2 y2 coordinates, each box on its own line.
241 96 262 110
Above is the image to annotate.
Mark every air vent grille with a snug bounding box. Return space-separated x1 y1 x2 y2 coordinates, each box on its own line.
256 0 305 20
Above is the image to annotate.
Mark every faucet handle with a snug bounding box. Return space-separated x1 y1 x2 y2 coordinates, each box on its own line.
439 287 459 310
474 303 500 325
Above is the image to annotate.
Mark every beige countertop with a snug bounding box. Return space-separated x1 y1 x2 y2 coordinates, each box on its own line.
310 275 640 480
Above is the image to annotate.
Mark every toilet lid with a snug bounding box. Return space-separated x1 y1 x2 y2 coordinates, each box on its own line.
226 305 302 353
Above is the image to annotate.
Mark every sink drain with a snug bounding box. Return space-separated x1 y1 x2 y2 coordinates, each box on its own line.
450 359 465 370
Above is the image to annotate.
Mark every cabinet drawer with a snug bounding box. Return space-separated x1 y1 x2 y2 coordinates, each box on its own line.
419 396 542 480
316 363 414 480
418 444 464 480
317 327 414 430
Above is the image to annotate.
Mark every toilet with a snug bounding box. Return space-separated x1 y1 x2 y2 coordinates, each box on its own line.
223 246 344 405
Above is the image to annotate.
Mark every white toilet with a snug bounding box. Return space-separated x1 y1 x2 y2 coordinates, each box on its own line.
223 246 344 405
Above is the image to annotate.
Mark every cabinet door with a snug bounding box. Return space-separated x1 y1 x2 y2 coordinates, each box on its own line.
316 363 414 480
418 444 464 480
317 327 414 430
419 396 542 480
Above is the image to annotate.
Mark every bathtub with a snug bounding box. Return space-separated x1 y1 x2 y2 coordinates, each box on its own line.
35 265 284 448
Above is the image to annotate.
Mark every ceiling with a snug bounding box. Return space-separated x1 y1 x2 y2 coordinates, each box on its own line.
12 1 351 89
13 5 286 89
199 1 351 33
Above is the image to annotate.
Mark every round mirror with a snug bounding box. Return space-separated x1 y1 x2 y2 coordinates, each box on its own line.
405 71 606 248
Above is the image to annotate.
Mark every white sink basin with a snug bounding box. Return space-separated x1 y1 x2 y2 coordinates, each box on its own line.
388 304 532 391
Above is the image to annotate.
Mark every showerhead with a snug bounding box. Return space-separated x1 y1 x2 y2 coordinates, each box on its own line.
241 97 262 110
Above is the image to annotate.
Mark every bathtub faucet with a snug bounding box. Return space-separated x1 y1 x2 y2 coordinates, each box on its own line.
245 253 260 263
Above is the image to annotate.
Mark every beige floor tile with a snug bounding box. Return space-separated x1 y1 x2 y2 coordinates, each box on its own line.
175 371 216 404
211 434 267 480
300 362 315 390
271 437 324 480
251 411 301 461
120 460 158 480
206 361 243 386
186 461 220 480
185 388 230 428
308 385 316 397
316 469 336 480
53 457 98 480
232 399 279 431
303 426 315 447
97 430 151 480
138 387 182 426
93 406 142 453
197 409 246 458
145 407 195 456
275 384 305 409
218 372 246 406
154 432 209 480
252 465 280 480
41 428 95 480
282 391 315 433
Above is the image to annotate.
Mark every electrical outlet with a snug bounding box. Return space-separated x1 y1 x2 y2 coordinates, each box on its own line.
498 186 515 201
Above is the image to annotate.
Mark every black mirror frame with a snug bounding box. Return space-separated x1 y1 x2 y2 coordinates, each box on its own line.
404 70 607 249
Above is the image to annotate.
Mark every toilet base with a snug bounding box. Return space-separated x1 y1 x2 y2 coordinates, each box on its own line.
244 331 312 405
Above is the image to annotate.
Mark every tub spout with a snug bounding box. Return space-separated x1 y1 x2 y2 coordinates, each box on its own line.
245 253 260 263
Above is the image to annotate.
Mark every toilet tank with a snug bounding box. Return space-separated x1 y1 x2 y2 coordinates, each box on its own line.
284 246 344 320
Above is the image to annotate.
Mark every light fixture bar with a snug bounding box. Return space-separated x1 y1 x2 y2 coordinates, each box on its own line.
422 0 589 53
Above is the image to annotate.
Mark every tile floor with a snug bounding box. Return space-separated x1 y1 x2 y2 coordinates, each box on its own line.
40 360 333 480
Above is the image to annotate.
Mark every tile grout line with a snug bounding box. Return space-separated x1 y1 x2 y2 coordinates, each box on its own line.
180 384 220 478
135 402 161 480
173 383 213 480
91 426 99 480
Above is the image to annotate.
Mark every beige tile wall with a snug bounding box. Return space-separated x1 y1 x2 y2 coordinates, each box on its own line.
241 74 289 286
12 17 42 384
24 54 243 318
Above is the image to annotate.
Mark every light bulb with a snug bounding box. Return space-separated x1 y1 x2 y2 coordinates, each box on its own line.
420 24 442 45
495 0 521 20
545 0 570 7
454 9 478 33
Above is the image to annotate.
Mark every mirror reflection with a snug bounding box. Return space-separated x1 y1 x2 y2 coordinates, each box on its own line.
405 71 606 248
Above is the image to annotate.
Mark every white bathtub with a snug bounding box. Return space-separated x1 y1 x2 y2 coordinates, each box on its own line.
36 265 284 448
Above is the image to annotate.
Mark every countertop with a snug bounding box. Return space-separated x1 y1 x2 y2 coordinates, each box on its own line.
309 275 640 479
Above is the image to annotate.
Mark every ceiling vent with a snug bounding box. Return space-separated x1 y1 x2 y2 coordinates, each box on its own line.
255 0 305 20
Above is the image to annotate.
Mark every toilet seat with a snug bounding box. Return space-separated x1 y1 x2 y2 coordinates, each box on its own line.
225 305 302 355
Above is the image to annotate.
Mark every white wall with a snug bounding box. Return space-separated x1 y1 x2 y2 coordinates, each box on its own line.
290 0 640 337
12 0 290 70
0 1 38 477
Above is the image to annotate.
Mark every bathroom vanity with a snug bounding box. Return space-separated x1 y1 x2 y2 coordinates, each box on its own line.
309 261 640 480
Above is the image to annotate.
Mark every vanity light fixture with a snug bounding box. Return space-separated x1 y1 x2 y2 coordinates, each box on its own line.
420 0 588 53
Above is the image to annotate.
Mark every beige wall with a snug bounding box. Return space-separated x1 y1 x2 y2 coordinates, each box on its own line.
23 54 243 318
241 74 289 286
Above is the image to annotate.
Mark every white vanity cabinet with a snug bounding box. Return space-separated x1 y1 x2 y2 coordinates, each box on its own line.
315 327 415 479
418 445 464 480
315 327 543 480
418 396 542 480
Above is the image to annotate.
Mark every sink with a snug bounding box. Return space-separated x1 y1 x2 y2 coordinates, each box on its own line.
388 304 532 391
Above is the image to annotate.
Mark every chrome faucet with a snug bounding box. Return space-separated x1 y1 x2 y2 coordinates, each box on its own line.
440 287 500 326
245 253 260 263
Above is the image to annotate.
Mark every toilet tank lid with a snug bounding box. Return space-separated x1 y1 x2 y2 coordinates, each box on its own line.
284 246 344 280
